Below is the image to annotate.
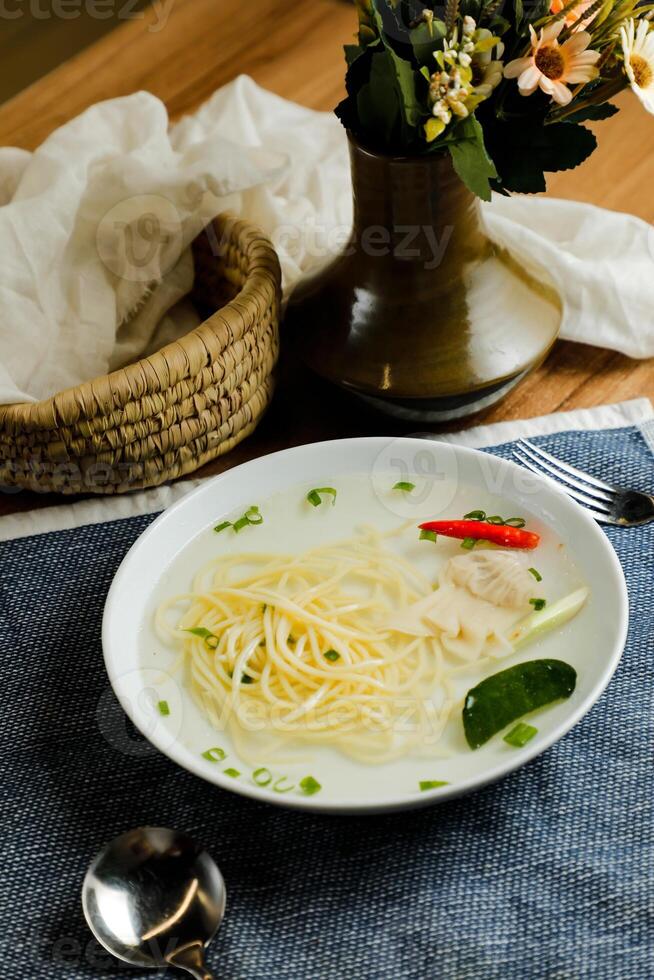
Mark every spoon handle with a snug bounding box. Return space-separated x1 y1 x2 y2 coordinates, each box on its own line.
166 942 216 980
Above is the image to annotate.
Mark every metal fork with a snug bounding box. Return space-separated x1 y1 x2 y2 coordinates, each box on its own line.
513 438 654 527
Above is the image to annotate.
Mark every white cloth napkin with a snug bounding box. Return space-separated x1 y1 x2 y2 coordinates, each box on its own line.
0 75 652 406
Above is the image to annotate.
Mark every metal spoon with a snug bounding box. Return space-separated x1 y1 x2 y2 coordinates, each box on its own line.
82 827 226 980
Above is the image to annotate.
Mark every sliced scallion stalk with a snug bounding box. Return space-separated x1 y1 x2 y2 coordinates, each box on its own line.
419 529 438 542
461 537 476 549
503 722 538 747
253 768 273 787
528 567 543 582
202 747 226 762
393 481 415 492
510 588 589 650
224 768 241 778
299 776 322 796
157 700 170 717
186 627 219 649
214 521 232 533
463 510 486 520
529 598 547 611
307 487 337 507
324 649 340 662
419 780 449 791
272 776 295 794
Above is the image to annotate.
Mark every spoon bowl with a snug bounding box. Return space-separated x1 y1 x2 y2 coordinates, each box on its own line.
82 827 225 979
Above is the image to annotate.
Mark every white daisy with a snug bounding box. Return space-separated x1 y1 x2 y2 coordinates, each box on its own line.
621 18 654 114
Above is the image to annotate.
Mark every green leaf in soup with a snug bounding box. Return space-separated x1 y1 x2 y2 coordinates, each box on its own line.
448 117 498 203
462 659 577 749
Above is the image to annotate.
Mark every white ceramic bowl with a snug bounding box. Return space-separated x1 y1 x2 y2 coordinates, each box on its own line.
103 437 629 814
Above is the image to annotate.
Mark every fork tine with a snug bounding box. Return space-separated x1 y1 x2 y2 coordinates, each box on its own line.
517 441 614 504
518 438 615 493
513 453 613 515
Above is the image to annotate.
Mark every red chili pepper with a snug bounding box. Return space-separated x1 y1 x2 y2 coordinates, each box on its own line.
418 520 540 550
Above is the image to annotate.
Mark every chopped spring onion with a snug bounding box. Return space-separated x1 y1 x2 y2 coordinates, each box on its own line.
528 567 543 582
299 776 322 796
485 515 505 525
186 627 219 649
463 510 486 520
419 780 449 791
157 700 170 717
393 481 415 492
529 598 547 611
273 777 295 794
224 768 241 778
214 521 232 534
253 768 273 786
324 649 341 662
202 747 227 762
233 506 263 532
462 510 525 529
505 517 527 528
419 529 438 542
461 537 476 549
307 487 337 507
241 673 255 685
504 722 538 747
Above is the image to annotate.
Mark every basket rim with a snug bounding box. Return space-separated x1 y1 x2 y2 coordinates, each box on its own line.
0 213 281 430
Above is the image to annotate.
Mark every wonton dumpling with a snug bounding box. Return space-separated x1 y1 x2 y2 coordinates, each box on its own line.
444 550 535 610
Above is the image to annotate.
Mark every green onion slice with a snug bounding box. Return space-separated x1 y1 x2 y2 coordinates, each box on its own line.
299 776 322 796
253 767 273 786
272 776 295 794
324 649 341 662
214 520 232 533
505 517 527 528
241 673 255 685
202 747 227 762
528 567 543 582
419 529 438 543
529 598 547 611
393 481 415 492
503 722 538 747
461 537 476 549
157 700 170 717
233 505 262 532
224 768 241 778
307 487 337 507
486 515 505 525
419 780 449 791
463 510 486 521
186 627 219 649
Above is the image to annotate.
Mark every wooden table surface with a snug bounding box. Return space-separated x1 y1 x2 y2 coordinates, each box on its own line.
0 0 652 516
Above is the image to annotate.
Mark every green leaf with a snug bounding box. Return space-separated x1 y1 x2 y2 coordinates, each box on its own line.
344 43 365 66
448 117 497 202
561 102 619 124
409 19 446 67
489 119 597 194
370 4 423 131
463 659 577 749
357 50 402 145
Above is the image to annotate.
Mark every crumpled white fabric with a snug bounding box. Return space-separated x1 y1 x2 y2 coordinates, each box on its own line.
0 74 652 406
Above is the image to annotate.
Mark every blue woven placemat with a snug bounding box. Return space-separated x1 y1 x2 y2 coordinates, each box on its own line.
1 425 652 980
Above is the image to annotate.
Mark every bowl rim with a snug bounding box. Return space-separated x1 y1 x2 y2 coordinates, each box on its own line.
102 436 629 815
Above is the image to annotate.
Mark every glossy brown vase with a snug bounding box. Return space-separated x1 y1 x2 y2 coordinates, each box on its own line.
285 135 562 421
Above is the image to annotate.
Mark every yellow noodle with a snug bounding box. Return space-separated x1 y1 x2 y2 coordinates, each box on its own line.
156 530 478 764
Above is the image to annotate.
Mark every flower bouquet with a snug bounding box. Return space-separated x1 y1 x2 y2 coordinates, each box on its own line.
286 0 653 421
336 0 654 198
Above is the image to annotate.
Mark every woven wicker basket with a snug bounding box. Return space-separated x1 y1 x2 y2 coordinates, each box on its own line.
0 214 281 495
